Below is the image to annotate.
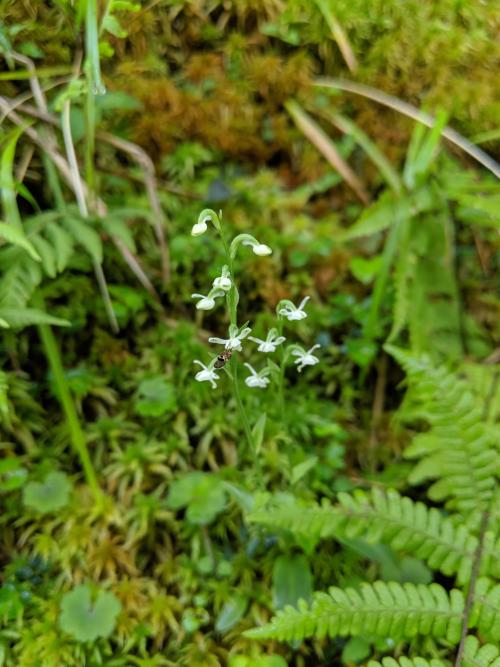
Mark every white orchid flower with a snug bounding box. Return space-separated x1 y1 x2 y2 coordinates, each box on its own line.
230 233 272 259
291 344 321 372
212 265 232 291
242 240 272 256
278 296 310 321
191 219 208 237
209 324 252 351
191 288 225 311
244 363 270 388
249 328 286 353
193 360 219 388
191 209 222 236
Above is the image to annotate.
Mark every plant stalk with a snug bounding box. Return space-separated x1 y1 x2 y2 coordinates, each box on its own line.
36 313 102 504
220 224 253 449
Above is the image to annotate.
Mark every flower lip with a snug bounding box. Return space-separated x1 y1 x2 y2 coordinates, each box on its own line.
209 325 252 351
278 296 310 321
249 329 286 353
243 363 270 388
191 289 224 311
193 360 219 388
291 343 321 372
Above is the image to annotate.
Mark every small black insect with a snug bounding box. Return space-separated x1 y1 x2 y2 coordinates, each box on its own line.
214 349 233 369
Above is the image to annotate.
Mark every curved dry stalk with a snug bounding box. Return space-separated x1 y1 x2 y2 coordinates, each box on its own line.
0 97 159 300
61 99 119 332
314 78 500 179
286 99 370 204
99 132 170 282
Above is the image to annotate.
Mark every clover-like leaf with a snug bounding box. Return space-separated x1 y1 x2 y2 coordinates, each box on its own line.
22 471 71 513
166 472 227 525
0 457 28 491
135 377 177 417
59 585 121 642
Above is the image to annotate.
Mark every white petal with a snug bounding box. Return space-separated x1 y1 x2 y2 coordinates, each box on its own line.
298 296 310 311
248 336 265 345
208 337 228 345
213 276 232 291
196 298 215 310
191 221 208 237
252 243 272 256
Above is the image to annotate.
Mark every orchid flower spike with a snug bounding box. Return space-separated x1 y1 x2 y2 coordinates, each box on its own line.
249 328 286 353
278 296 310 321
209 323 252 351
212 265 232 291
193 360 219 389
230 233 272 259
244 363 270 388
291 344 321 372
191 288 225 311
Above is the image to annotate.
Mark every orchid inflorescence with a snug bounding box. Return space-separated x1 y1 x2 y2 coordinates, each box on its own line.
190 209 321 394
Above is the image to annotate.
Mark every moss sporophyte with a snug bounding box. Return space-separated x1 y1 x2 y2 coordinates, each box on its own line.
190 209 320 445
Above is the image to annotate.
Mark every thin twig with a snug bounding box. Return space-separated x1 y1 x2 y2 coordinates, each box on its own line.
315 78 500 179
454 508 490 667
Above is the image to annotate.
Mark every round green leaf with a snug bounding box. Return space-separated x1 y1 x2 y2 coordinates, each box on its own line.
22 471 71 513
59 585 121 642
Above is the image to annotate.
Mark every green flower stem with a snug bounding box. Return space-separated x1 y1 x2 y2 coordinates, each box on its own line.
36 304 102 505
277 318 286 423
219 224 253 449
230 356 253 449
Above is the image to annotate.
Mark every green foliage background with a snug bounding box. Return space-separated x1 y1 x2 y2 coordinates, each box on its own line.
0 1 498 666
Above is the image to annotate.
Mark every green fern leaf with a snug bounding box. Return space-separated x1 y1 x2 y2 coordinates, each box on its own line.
0 308 69 328
248 488 499 584
367 657 446 667
31 234 57 278
63 217 103 264
46 222 74 273
244 581 464 643
386 346 498 515
0 254 41 308
471 578 500 644
0 222 40 261
462 635 500 667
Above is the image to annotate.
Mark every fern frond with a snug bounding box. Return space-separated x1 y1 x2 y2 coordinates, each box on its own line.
471 578 500 644
244 581 464 643
247 488 500 584
462 635 500 667
367 657 446 667
386 346 498 515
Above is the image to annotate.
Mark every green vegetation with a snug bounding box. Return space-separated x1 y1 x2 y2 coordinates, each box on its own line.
0 1 498 666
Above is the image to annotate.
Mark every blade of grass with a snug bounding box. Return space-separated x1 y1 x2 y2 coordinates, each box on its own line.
323 112 402 194
286 99 369 204
0 66 73 80
84 0 105 96
315 78 500 179
35 300 102 505
0 126 25 228
61 98 119 332
314 0 357 72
